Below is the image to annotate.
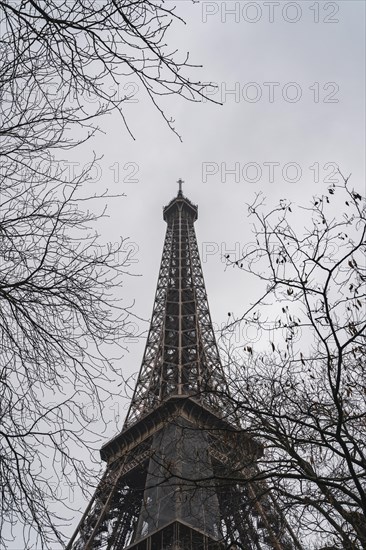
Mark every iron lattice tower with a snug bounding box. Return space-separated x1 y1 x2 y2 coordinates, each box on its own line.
67 185 302 550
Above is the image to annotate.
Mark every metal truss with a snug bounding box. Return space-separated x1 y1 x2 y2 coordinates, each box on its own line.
67 414 302 550
124 193 236 429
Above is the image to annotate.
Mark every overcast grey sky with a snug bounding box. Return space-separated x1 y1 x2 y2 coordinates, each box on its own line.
85 0 365 393
8 1 364 547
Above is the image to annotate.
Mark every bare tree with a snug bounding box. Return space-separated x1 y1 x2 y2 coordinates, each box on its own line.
221 177 366 548
0 2 215 547
0 159 140 548
0 0 211 152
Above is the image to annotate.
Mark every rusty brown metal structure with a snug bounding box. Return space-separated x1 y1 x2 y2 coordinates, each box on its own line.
67 186 302 550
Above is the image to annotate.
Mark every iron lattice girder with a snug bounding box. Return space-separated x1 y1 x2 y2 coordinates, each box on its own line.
124 194 234 429
67 397 296 550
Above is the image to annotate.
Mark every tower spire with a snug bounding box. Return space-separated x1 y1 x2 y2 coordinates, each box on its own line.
67 188 302 550
177 177 184 196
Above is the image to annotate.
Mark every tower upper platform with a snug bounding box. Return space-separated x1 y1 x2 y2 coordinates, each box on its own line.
163 188 198 224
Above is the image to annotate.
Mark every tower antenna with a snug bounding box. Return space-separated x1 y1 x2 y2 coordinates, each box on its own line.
177 177 184 196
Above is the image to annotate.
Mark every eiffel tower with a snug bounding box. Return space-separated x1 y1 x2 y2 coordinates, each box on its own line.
67 183 302 550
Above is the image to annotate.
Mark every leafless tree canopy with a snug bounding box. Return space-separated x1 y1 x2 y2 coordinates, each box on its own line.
0 1 212 547
0 0 210 149
222 178 366 549
0 163 135 547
